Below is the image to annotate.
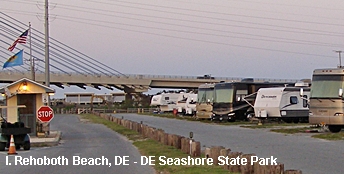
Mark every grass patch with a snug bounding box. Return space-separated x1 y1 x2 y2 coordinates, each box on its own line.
140 113 198 122
270 127 311 134
240 123 309 129
80 114 232 173
139 113 250 126
134 139 231 174
311 132 344 140
140 113 313 128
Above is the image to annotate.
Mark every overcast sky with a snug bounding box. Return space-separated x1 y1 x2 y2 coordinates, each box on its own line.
1 0 344 98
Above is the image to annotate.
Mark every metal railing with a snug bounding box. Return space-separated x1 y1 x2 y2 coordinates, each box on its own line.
1 70 301 82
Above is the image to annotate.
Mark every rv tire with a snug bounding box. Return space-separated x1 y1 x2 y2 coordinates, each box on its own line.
227 119 235 122
23 141 30 150
328 125 342 133
292 118 299 123
15 144 21 150
282 118 292 123
0 142 5 151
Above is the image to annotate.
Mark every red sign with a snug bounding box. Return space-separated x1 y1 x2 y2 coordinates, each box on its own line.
37 106 54 123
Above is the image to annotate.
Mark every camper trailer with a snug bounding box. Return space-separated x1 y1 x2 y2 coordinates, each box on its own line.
176 93 197 116
309 68 344 132
196 83 215 119
253 86 310 123
212 80 297 122
150 93 183 112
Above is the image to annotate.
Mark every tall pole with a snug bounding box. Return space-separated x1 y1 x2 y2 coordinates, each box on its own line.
45 0 50 87
29 22 35 80
334 50 342 68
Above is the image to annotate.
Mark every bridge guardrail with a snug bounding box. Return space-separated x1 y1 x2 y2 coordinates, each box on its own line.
2 70 300 83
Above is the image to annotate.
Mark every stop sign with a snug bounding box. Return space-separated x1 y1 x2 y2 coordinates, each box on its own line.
37 106 54 123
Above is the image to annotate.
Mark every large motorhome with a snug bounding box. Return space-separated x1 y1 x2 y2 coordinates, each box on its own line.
196 83 215 119
212 80 297 122
150 93 183 112
253 86 310 123
176 93 197 116
309 68 344 132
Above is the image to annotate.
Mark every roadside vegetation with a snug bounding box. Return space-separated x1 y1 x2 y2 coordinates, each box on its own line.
80 114 232 174
143 113 343 140
140 113 253 126
242 122 344 140
311 132 344 140
240 123 309 129
270 127 312 134
82 111 344 142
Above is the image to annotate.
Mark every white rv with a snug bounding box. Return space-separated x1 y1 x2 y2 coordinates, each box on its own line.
253 86 310 123
150 93 183 112
176 93 197 116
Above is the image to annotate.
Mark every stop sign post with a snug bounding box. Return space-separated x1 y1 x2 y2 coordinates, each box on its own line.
37 106 54 123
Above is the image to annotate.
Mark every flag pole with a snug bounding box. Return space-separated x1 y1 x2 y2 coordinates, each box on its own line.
29 22 35 80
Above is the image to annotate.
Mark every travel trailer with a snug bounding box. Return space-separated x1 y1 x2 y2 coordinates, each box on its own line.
196 83 215 119
150 93 183 112
253 86 310 123
212 80 297 122
176 93 197 116
308 68 344 132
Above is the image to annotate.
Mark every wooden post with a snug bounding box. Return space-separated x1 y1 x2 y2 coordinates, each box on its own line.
167 134 174 146
219 148 231 170
239 153 255 174
227 151 243 173
191 141 201 157
157 130 165 143
173 135 182 149
209 146 225 165
129 121 133 130
204 147 211 159
181 137 190 154
163 133 169 145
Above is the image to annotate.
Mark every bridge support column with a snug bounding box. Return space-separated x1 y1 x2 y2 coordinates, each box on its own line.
125 93 134 104
124 92 147 107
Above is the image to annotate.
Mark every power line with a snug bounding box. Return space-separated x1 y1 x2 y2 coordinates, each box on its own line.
3 1 344 37
57 16 337 59
48 1 344 37
95 0 344 27
53 14 344 48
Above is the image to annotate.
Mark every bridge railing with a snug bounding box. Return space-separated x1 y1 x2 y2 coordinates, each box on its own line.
1 70 301 83
49 71 299 82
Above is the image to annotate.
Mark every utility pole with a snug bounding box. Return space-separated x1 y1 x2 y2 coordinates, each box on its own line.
45 0 50 87
29 22 35 80
334 50 342 68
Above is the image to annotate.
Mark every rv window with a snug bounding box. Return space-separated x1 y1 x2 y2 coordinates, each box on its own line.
290 96 298 104
303 95 308 108
165 97 169 100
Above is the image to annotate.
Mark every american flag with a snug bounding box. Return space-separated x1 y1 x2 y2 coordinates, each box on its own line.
8 29 29 52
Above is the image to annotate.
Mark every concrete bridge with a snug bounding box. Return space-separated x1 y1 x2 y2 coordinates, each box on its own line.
0 71 299 94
